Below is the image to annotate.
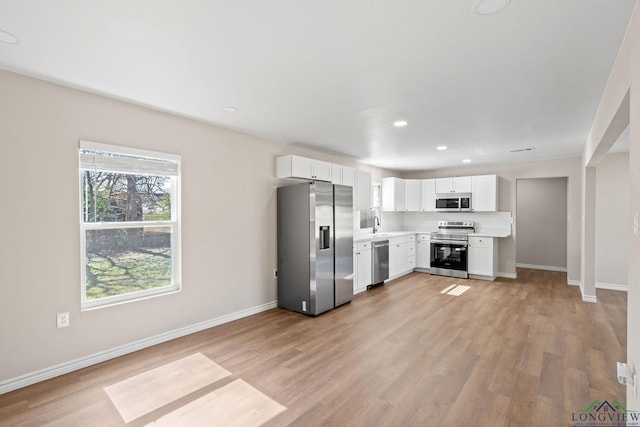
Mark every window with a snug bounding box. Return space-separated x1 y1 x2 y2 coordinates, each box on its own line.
79 141 181 309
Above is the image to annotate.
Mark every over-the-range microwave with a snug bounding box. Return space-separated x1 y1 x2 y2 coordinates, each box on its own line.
435 193 472 212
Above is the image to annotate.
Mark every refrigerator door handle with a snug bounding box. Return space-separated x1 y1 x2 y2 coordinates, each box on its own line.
319 225 331 250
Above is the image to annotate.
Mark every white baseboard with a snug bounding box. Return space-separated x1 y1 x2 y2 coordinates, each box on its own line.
566 279 596 302
498 272 517 279
516 263 567 272
596 282 628 292
0 301 278 395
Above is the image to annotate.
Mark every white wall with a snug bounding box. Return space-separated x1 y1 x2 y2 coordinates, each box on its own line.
404 157 582 280
0 70 390 387
595 152 630 288
584 2 639 409
516 178 568 269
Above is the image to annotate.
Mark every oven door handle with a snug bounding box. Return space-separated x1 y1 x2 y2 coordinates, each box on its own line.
430 239 468 247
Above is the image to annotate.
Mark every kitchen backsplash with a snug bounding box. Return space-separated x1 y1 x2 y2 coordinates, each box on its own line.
355 210 512 236
379 211 405 231
381 212 513 234
400 211 513 234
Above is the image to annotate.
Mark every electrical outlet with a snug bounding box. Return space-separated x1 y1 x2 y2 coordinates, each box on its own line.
57 312 70 328
273 268 278 278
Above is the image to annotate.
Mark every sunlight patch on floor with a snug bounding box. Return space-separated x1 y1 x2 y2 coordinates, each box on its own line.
105 352 286 426
104 353 231 423
145 379 286 427
441 284 471 296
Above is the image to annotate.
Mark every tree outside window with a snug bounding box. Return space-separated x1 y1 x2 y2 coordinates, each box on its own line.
79 142 181 309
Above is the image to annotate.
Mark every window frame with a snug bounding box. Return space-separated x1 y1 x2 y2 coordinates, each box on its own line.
79 140 182 310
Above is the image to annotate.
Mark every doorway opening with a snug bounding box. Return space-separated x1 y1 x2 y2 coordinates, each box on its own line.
516 177 568 271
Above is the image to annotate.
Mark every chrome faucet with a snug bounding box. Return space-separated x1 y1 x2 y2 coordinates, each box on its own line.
373 215 381 233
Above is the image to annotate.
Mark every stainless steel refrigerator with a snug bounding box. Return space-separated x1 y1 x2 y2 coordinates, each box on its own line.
277 181 353 316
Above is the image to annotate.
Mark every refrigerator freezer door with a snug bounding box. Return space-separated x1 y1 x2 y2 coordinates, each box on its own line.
277 184 312 313
311 182 335 315
334 184 354 306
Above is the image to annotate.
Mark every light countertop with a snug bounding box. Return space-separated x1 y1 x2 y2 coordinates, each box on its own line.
353 231 417 242
354 229 511 242
469 232 511 238
469 227 512 238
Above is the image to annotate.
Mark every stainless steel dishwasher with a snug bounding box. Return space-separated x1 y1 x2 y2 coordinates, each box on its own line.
371 240 389 286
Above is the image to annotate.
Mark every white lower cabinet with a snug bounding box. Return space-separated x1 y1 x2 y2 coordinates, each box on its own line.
416 234 431 270
389 235 415 279
468 236 498 280
407 240 415 271
353 241 372 294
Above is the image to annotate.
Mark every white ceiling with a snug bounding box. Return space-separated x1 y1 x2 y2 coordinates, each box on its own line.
0 0 635 171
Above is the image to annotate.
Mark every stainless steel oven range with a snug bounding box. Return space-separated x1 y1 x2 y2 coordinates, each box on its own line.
430 220 474 279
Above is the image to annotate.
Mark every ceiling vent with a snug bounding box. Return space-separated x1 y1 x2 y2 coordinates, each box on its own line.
509 147 536 153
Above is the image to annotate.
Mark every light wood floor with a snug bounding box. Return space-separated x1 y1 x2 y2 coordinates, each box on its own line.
0 269 627 426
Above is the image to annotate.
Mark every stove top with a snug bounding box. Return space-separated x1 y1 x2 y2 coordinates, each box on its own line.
430 220 474 242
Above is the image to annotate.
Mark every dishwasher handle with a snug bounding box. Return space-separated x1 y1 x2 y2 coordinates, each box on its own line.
373 240 389 248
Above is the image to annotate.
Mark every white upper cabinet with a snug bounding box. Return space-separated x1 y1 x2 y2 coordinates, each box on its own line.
472 175 498 211
276 155 369 210
455 176 473 193
435 177 453 193
354 170 371 211
404 179 421 211
382 178 424 211
310 159 332 181
382 177 405 211
377 174 497 212
328 164 365 209
435 176 472 193
420 179 436 211
342 166 356 187
331 164 343 184
276 155 332 181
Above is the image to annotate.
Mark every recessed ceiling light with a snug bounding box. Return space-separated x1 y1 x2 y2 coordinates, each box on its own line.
462 159 472 163
0 29 19 44
436 146 448 151
393 120 408 127
473 0 511 15
222 106 238 113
